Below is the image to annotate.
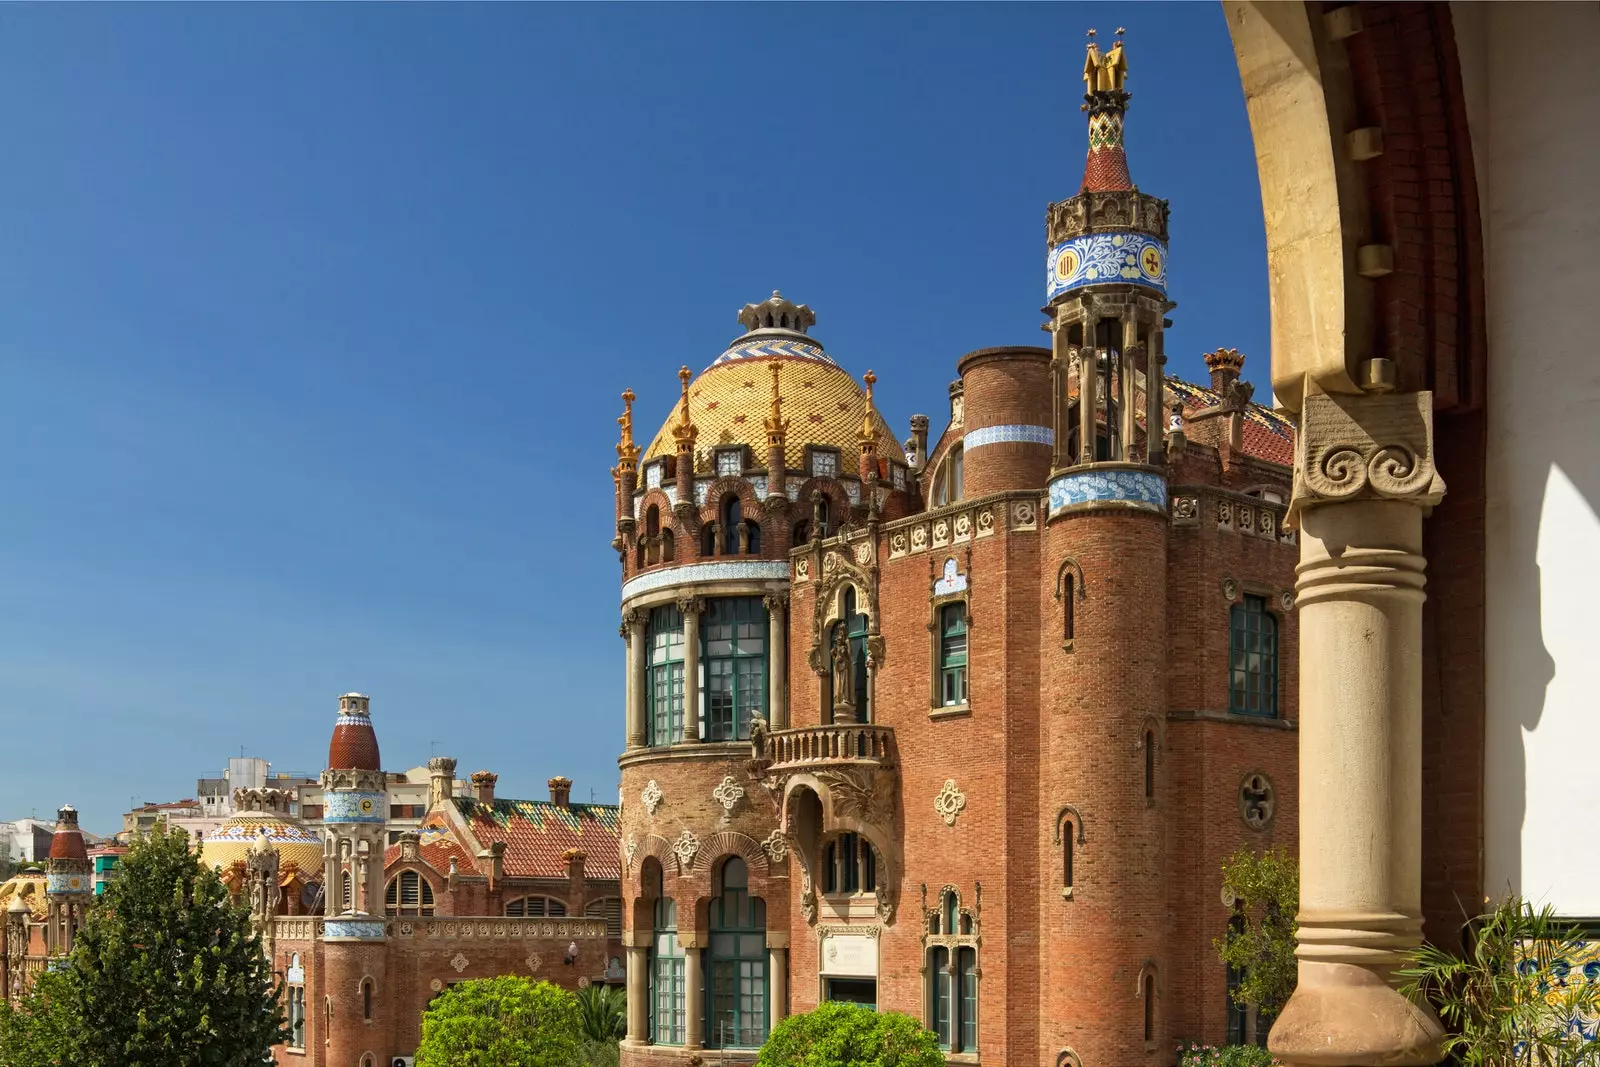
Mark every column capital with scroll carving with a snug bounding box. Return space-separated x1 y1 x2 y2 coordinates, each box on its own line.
1289 391 1445 525
676 595 705 618
621 608 647 633
762 592 789 613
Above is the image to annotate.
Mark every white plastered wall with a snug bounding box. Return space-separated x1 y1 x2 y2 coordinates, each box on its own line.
1456 1 1600 915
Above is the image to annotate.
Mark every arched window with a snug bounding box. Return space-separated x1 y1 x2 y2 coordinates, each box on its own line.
707 857 767 1048
647 603 686 746
701 523 717 557
942 890 958 936
934 443 964 506
1144 729 1156 800
722 496 743 554
585 896 624 939
822 833 876 895
702 597 768 741
1142 971 1156 1044
504 895 567 917
652 892 685 1045
938 603 969 707
384 870 435 916
286 955 306 1049
361 977 373 1022
829 588 871 721
1225 913 1248 1045
815 496 832 539
1229 595 1279 717
957 947 978 1052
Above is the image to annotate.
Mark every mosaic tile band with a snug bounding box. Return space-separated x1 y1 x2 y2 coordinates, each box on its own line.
710 337 837 370
47 872 90 894
1048 469 1168 515
322 791 386 824
335 713 370 726
1047 231 1168 300
324 919 387 940
622 560 790 602
964 424 1054 450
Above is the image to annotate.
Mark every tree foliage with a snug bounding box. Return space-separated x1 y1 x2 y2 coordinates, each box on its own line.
1214 847 1299 1021
574 983 625 1042
416 976 583 1067
755 1002 945 1067
1398 897 1600 1067
0 826 287 1067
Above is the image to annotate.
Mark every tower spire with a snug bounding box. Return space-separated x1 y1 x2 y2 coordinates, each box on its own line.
615 389 639 473
671 366 697 453
1080 27 1133 192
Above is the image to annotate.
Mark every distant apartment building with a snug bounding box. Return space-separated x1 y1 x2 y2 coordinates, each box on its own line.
294 764 466 844
0 819 59 864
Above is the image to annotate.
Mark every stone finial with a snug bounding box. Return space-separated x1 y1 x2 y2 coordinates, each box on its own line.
1083 27 1128 93
764 360 788 446
615 389 639 472
1203 347 1246 392
859 370 880 450
428 757 457 807
737 290 816 336
671 366 697 453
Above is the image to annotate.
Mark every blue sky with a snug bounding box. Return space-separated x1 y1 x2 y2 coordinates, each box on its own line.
0 4 1267 834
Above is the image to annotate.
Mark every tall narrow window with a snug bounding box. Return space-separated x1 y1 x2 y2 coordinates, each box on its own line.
929 946 952 1048
1142 972 1155 1043
702 597 768 741
1229 596 1279 717
939 603 969 707
708 857 767 1048
1144 729 1156 799
1062 826 1075 891
833 588 870 720
942 891 958 936
722 496 743 554
816 497 831 539
647 604 686 745
652 896 685 1045
286 964 306 1049
361 978 373 1022
1063 574 1075 641
957 947 978 1052
934 444 964 507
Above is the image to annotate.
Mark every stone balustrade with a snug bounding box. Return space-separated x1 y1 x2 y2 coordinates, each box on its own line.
270 915 609 942
764 723 896 772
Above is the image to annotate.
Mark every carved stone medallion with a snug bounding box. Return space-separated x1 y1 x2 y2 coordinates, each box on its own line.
934 779 968 827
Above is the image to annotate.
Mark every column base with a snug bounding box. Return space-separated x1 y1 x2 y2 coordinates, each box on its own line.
1268 962 1444 1066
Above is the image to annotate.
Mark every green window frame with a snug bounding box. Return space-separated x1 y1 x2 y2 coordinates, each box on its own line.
647 604 686 745
707 857 767 1048
939 602 968 707
702 597 768 741
1229 595 1278 717
286 980 306 1049
929 946 952 1048
652 897 686 1045
957 947 978 1052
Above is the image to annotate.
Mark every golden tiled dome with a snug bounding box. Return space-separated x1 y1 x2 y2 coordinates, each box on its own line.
0 869 49 921
641 292 906 472
199 789 323 877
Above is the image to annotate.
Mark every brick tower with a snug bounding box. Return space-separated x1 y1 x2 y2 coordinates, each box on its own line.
44 805 91 959
1040 29 1175 1067
319 693 390 1067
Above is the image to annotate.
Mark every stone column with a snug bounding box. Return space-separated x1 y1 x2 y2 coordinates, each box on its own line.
1120 315 1139 461
625 944 650 1043
621 622 634 751
680 598 702 742
768 943 789 1025
1270 392 1445 1067
1079 312 1099 465
765 594 788 728
626 610 647 749
684 941 705 1050
1146 326 1166 465
1050 316 1071 469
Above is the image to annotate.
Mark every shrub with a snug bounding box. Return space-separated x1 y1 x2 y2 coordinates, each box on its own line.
575 983 626 1042
415 976 583 1067
755 1002 944 1067
1177 1043 1279 1067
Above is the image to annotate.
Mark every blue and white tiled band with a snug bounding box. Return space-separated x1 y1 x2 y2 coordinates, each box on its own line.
621 560 792 602
1048 469 1168 516
963 424 1055 450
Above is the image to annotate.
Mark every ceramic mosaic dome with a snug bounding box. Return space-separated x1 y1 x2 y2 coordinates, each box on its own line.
0 868 49 921
639 292 905 473
199 788 323 876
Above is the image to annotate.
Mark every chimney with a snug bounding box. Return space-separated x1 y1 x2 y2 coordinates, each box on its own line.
1204 347 1246 396
905 415 930 473
429 757 458 809
564 848 587 914
477 841 506 889
547 776 573 808
470 770 498 806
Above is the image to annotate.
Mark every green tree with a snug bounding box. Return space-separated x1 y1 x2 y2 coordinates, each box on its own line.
574 983 625 1042
755 1002 945 1067
1214 846 1299 1023
416 976 583 1067
0 825 287 1067
1399 897 1600 1067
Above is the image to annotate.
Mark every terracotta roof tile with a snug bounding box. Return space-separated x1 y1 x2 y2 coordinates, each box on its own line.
1165 376 1295 467
448 798 621 880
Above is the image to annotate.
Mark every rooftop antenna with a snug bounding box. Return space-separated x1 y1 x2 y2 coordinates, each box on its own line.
430 740 441 757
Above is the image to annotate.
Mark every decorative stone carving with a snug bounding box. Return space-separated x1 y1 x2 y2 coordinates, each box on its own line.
672 829 699 872
794 557 810 582
430 978 443 992
800 872 817 924
1171 495 1199 525
624 837 638 871
1220 577 1239 602
933 779 968 827
711 775 745 818
760 829 789 863
823 551 843 577
1011 500 1037 529
975 507 995 537
854 541 873 565
953 513 972 541
526 953 542 972
1239 504 1255 533
890 530 909 558
817 768 894 826
640 780 663 817
932 518 950 547
1216 499 1234 530
1239 772 1276 830
1290 391 1445 522
1280 590 1296 612
1258 508 1276 538
451 952 469 973
910 524 928 552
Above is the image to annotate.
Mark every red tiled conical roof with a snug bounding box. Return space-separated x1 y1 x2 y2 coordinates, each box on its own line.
327 693 382 771
49 805 87 861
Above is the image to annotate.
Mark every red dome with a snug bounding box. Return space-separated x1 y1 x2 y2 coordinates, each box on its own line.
49 806 87 861
327 693 382 771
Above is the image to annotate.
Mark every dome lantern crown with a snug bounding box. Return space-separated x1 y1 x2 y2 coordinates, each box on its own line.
737 290 816 338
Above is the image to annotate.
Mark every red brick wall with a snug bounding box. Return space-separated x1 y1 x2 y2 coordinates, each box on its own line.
958 347 1055 498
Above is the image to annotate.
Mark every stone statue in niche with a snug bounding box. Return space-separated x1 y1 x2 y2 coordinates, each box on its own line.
830 627 857 723
748 714 768 763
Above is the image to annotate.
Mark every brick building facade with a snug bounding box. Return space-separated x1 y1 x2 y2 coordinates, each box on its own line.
612 36 1299 1067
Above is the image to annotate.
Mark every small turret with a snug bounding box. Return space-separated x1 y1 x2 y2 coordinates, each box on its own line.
671 366 697 510
858 370 881 483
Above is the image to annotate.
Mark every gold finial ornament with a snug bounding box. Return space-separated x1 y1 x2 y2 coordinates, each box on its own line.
764 359 788 445
859 369 880 450
615 388 639 471
671 365 698 452
1083 28 1129 93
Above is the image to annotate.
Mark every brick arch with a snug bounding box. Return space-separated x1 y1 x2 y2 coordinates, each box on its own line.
636 833 676 875
697 475 766 527
793 477 852 527
690 829 769 878
1057 1049 1085 1067
1053 805 1086 845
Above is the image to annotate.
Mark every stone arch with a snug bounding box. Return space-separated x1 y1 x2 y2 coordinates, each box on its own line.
1053 804 1086 845
698 475 766 526
691 829 770 877
1057 1049 1085 1067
